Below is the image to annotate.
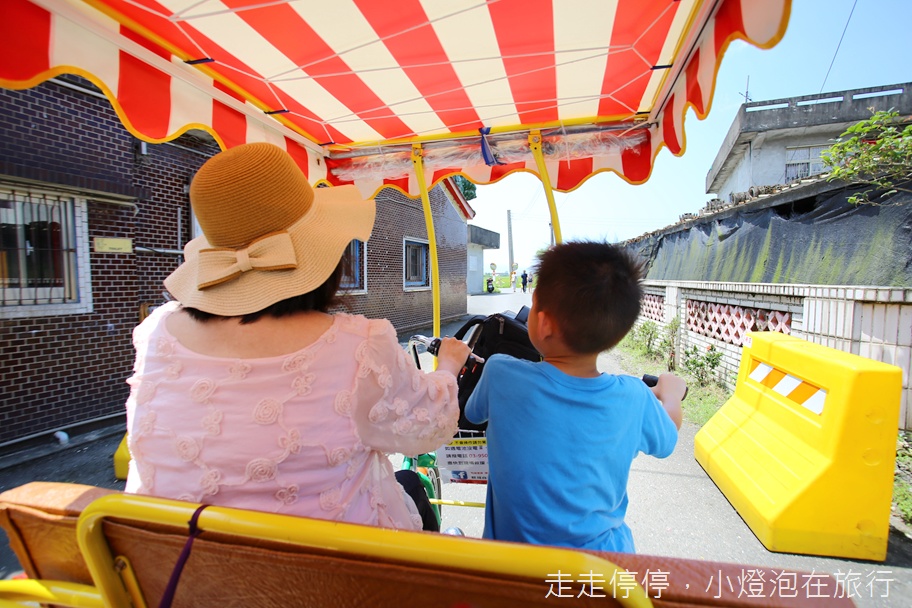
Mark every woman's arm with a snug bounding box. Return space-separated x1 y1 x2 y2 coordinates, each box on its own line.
351 321 470 455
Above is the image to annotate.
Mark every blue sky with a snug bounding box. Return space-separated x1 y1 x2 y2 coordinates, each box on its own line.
469 0 912 273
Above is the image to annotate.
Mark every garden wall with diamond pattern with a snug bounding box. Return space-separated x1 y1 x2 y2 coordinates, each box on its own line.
636 281 912 430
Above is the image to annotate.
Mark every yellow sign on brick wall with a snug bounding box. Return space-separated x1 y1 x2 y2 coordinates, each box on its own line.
94 238 133 253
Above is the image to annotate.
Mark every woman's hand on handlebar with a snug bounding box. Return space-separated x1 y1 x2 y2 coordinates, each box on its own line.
650 373 686 430
436 337 473 377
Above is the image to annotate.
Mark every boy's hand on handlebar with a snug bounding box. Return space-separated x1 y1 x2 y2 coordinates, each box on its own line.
651 373 686 430
436 337 473 376
651 373 687 402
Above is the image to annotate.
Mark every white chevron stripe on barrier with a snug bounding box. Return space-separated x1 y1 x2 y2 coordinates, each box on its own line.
748 361 827 415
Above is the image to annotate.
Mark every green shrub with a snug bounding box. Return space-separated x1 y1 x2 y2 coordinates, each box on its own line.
682 345 722 387
631 321 660 357
658 316 680 370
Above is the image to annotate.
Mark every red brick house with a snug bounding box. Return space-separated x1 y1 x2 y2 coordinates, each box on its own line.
0 75 469 448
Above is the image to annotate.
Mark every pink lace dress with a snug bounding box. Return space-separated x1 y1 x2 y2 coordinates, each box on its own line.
124 301 459 530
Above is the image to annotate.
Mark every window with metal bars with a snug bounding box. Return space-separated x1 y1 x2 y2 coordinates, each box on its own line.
404 239 429 288
340 239 366 291
784 145 829 182
0 188 78 306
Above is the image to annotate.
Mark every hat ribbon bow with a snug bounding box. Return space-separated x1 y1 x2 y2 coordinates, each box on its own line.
196 231 298 290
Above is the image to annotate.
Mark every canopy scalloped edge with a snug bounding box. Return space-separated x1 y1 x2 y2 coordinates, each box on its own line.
0 0 790 200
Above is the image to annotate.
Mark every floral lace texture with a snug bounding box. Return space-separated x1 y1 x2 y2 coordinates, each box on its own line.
124 301 458 531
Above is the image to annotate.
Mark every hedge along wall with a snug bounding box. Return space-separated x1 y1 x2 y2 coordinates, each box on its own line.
636 281 912 431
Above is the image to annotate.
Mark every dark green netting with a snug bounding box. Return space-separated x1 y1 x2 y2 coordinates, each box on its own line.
626 185 912 287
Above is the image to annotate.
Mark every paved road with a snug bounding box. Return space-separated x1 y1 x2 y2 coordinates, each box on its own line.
2 291 911 607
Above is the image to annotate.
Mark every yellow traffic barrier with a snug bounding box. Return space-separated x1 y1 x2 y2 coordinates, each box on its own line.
694 331 902 561
113 434 129 481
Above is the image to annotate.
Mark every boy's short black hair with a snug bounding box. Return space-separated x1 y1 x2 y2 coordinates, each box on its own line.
534 241 644 354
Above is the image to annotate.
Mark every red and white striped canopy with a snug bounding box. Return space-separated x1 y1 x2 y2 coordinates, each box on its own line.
1 0 789 197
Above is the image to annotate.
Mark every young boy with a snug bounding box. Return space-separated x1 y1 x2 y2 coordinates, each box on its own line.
464 241 686 553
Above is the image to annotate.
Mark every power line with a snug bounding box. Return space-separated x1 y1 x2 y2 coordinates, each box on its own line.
819 0 858 93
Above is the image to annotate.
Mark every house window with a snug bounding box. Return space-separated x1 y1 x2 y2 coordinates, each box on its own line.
404 239 429 288
1 188 79 307
784 145 829 181
340 239 366 291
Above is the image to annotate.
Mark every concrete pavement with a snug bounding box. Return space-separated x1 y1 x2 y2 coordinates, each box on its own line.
2 290 911 607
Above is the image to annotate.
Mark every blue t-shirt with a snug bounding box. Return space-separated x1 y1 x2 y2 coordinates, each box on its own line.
464 354 678 553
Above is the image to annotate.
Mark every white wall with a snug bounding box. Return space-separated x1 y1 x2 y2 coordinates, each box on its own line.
637 280 912 430
714 128 845 203
467 243 485 294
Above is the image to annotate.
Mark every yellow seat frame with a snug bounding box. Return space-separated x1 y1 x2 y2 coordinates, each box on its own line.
76 493 652 608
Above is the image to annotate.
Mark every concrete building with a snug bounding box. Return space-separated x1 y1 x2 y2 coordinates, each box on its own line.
466 225 500 295
706 82 912 205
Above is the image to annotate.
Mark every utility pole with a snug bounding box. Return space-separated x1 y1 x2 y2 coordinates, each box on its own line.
507 210 515 274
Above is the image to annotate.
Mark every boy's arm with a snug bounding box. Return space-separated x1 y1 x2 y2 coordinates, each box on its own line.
464 359 495 424
650 373 686 429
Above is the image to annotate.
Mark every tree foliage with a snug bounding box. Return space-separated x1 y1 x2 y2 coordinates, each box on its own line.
452 175 477 201
821 109 912 204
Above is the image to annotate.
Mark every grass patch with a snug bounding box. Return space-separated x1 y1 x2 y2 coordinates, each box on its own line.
896 431 912 527
894 478 912 524
613 336 730 427
683 383 730 427
613 336 667 377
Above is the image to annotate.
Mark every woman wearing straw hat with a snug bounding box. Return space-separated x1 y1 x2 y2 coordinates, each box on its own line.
124 143 471 532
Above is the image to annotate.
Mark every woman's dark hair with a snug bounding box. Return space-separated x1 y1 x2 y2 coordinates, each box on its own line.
534 241 645 354
184 261 345 324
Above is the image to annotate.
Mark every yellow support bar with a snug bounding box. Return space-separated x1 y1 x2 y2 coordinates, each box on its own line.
529 130 562 244
429 498 486 509
411 145 441 348
0 579 104 608
113 433 129 480
77 493 652 608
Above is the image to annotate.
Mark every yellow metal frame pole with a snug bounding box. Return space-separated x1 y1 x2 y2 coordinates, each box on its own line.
411 145 442 352
529 130 562 244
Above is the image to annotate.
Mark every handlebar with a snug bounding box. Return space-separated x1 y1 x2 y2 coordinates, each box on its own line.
408 337 684 399
642 374 688 401
409 335 485 364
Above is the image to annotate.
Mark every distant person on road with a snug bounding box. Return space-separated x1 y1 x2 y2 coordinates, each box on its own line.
510 270 517 292
520 270 528 293
465 241 685 553
123 142 470 533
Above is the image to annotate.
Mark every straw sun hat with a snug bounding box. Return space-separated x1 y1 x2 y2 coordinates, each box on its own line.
164 142 376 316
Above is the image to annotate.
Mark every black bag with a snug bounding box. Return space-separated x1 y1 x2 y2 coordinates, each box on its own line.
452 309 541 432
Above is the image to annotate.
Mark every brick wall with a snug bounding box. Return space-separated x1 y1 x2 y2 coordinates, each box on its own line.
344 188 468 331
0 77 217 445
0 77 467 447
